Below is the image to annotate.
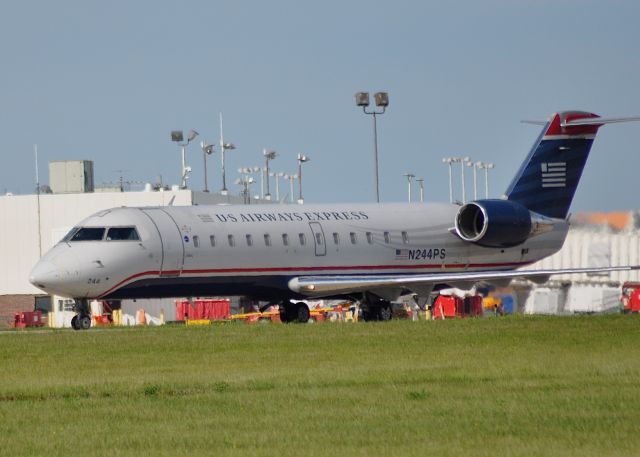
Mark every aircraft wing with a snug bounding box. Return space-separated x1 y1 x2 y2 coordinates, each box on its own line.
288 266 639 297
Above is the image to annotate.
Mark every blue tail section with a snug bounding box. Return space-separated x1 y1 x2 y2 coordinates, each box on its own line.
505 111 602 219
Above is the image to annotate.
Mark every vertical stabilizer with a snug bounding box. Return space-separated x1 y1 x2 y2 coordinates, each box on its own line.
505 111 603 219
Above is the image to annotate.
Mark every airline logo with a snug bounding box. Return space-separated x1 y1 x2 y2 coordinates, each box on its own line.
541 162 566 188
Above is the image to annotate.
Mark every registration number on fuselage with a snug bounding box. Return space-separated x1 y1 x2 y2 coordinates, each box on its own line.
398 248 446 260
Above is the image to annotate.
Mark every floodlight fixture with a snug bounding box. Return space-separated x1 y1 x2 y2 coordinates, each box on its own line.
187 130 199 142
374 92 389 107
171 131 184 142
355 92 370 107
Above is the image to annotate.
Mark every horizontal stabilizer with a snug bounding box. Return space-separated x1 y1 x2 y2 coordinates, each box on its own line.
289 265 640 297
562 116 640 127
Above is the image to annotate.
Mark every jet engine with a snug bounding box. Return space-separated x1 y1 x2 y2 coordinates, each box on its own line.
454 199 533 248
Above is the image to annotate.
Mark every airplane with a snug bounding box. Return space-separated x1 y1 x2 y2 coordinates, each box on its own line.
29 111 640 330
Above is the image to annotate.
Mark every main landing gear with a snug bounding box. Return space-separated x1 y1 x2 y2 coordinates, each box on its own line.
279 300 310 324
71 299 92 331
360 293 393 322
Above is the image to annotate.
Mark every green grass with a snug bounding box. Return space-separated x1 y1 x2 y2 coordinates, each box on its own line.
1 315 640 456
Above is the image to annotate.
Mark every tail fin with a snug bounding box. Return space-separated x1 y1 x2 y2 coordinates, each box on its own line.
505 111 633 219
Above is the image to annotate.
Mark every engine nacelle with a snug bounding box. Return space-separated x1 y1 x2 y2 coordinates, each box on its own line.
454 199 532 248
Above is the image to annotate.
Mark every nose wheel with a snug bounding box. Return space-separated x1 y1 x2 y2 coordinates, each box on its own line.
71 299 92 331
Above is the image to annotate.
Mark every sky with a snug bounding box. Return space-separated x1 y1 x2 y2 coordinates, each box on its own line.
1 0 639 211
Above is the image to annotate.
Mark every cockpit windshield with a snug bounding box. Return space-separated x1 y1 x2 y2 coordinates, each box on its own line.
106 227 140 241
70 227 106 241
61 226 140 242
61 227 79 242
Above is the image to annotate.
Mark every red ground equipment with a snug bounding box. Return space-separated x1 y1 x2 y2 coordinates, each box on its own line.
621 282 640 313
433 294 484 319
175 299 231 321
13 311 45 328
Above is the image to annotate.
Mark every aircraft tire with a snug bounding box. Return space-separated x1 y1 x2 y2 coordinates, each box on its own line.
71 315 80 331
279 307 291 323
378 304 393 321
295 303 310 323
79 315 92 330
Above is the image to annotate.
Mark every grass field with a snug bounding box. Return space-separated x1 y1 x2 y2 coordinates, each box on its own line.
1 315 639 456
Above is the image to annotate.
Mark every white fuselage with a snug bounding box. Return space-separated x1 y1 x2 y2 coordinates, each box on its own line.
29 202 568 300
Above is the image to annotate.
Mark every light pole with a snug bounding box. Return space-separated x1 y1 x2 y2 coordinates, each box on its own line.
472 161 484 201
171 129 199 189
356 91 389 203
297 154 310 204
403 173 415 202
270 171 285 202
219 113 236 195
460 156 471 203
263 149 277 200
478 162 495 198
442 157 456 203
250 166 264 199
200 141 215 192
235 175 255 205
416 178 424 202
286 174 298 203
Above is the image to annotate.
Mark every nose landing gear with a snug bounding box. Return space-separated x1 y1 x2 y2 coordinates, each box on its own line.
71 299 92 331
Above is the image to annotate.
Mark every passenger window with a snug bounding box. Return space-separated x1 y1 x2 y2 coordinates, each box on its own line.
193 235 200 247
402 231 409 244
384 231 390 244
366 232 373 244
71 227 105 241
299 233 306 246
315 233 323 245
246 234 253 246
106 227 140 241
228 234 235 247
333 233 340 245
264 234 272 246
350 232 357 244
282 234 289 246
210 235 216 247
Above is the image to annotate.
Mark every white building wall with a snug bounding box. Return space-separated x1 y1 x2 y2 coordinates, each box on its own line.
529 227 640 285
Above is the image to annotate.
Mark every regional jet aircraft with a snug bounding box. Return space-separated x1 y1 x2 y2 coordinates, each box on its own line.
30 111 640 329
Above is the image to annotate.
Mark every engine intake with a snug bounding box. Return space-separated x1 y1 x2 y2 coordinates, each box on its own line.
455 199 533 248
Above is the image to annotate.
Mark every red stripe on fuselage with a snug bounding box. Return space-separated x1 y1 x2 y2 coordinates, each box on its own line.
97 261 531 298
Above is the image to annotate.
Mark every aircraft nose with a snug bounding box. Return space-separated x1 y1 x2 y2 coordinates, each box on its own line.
29 251 82 296
29 259 61 291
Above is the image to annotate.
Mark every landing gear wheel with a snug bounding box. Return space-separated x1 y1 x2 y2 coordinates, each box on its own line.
279 306 292 323
71 315 80 330
378 304 393 321
79 315 92 330
295 303 310 323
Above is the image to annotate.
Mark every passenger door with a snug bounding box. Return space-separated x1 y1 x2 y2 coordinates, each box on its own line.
309 222 326 256
141 208 185 276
